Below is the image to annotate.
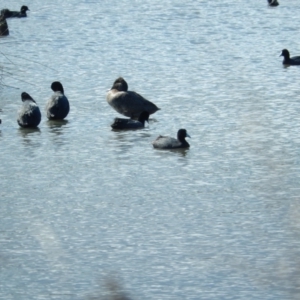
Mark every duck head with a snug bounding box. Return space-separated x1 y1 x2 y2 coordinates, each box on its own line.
111 77 128 92
20 6 30 13
21 92 36 103
280 49 290 59
51 81 64 94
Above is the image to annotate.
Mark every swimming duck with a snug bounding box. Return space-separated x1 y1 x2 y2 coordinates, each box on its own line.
0 13 9 36
268 0 279 6
152 129 191 149
111 111 149 130
1 6 29 18
280 49 300 66
106 77 160 119
46 81 70 120
17 92 41 128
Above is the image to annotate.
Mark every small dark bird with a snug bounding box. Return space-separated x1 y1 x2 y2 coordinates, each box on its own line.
106 77 160 119
111 111 149 130
268 0 279 6
0 13 9 36
17 92 41 128
46 82 70 120
280 49 300 66
152 129 191 149
1 6 30 18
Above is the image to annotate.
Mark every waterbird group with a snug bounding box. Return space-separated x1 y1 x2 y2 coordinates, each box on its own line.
0 5 190 149
17 81 69 128
3 1 300 150
0 6 30 36
12 76 190 149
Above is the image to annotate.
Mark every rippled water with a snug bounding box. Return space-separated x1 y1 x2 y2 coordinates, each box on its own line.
1 0 300 299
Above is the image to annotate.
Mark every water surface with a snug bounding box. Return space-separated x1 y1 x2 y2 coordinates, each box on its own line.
1 1 300 299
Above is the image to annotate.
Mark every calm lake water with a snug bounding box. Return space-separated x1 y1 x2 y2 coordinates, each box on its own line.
1 0 300 299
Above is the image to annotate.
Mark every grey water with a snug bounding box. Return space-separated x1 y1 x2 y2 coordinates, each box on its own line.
1 0 300 299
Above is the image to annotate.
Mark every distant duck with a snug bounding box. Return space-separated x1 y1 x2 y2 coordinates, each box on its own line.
280 49 300 66
111 111 149 130
152 129 191 149
1 6 30 18
268 0 279 6
46 81 70 120
17 92 41 128
106 77 160 119
0 13 9 36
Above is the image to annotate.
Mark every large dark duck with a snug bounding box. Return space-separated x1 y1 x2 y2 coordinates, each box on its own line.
46 81 70 120
268 0 279 6
152 129 191 149
0 13 9 36
280 49 300 66
17 92 41 128
111 111 149 130
106 77 160 119
1 6 29 18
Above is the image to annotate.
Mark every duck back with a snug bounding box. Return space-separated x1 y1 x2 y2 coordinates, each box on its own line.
152 129 190 149
107 90 159 118
18 101 41 128
111 111 149 129
0 14 9 36
107 77 160 118
46 92 70 120
1 6 29 18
